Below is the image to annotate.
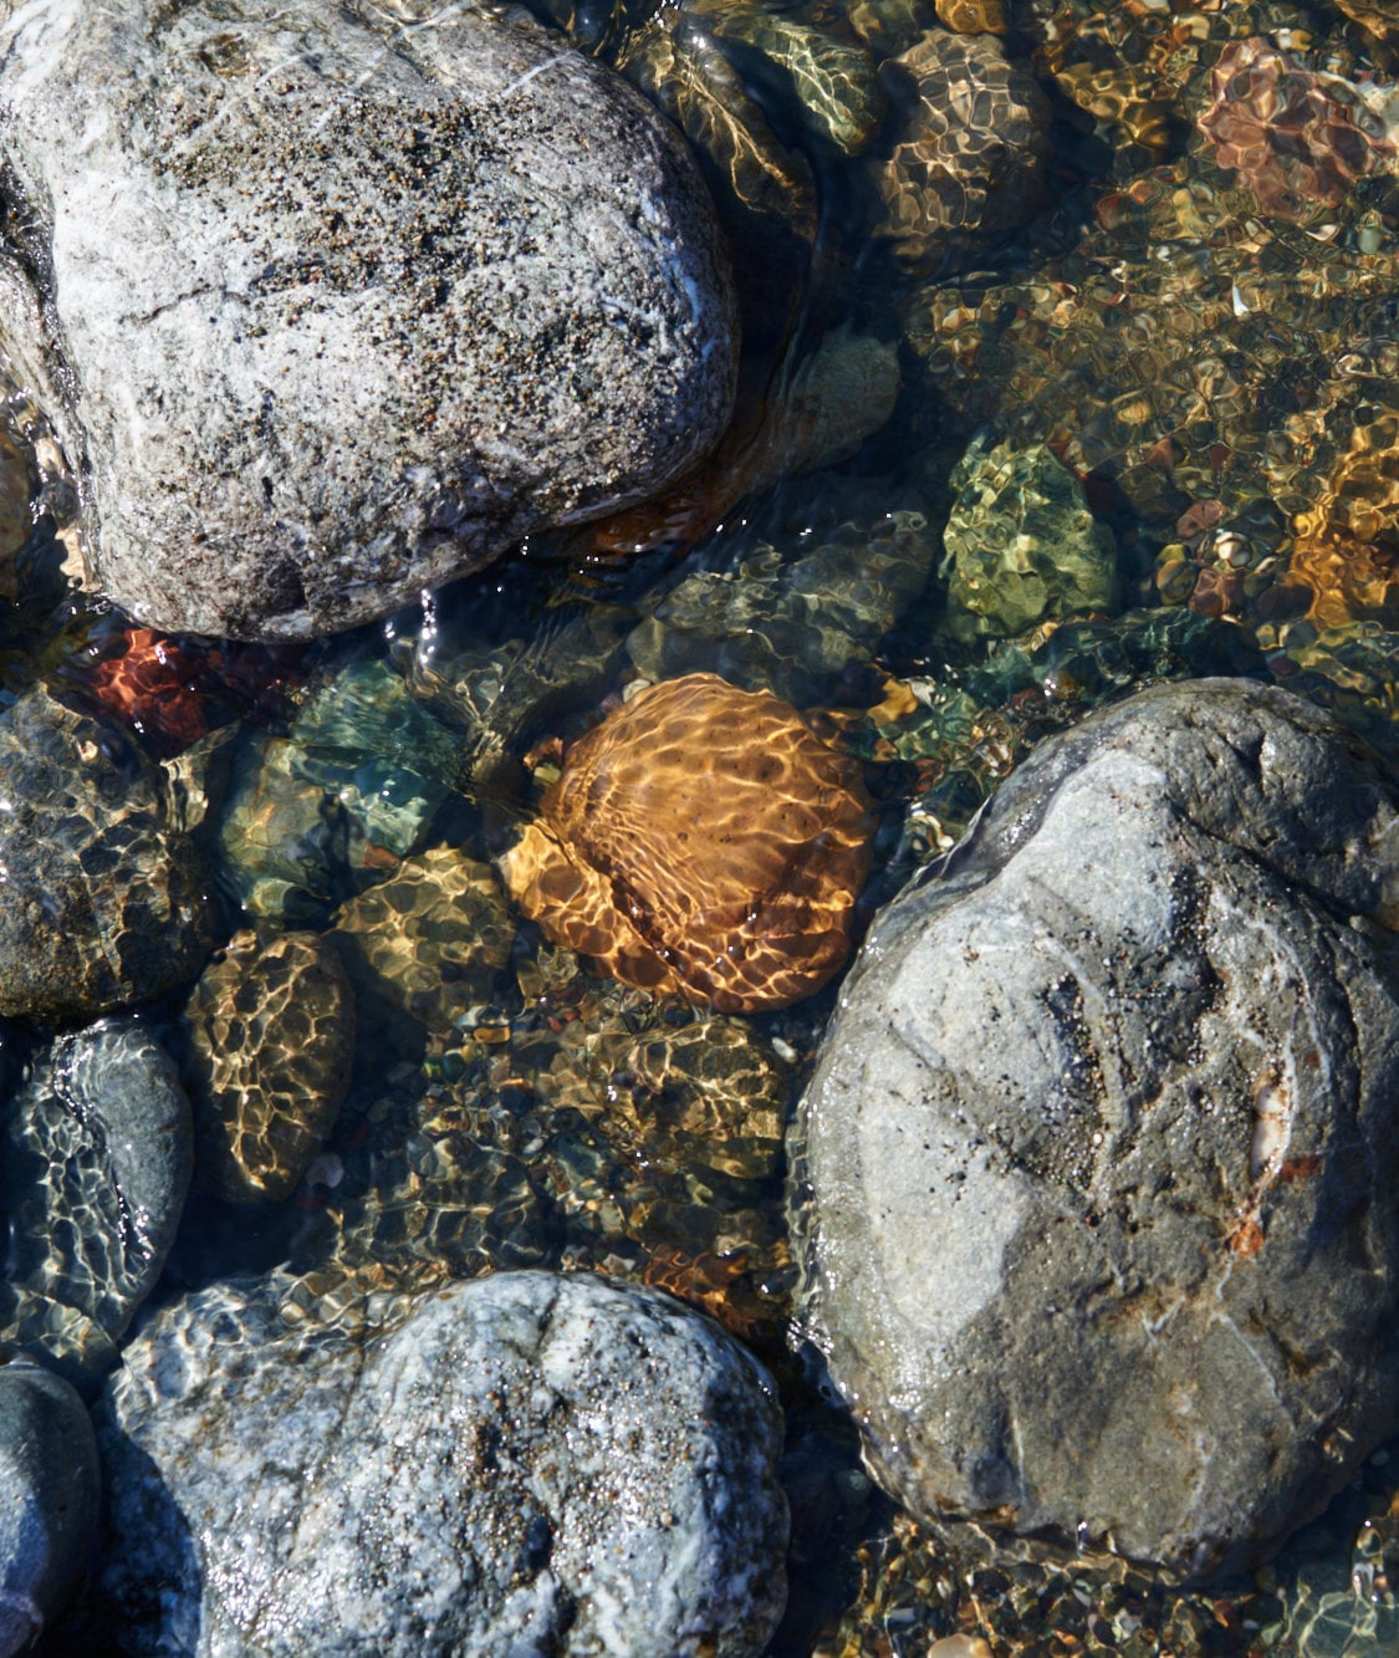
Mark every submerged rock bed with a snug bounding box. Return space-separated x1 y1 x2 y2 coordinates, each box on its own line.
0 0 1397 1655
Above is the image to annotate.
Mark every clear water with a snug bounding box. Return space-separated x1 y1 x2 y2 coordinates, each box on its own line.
7 0 1399 1651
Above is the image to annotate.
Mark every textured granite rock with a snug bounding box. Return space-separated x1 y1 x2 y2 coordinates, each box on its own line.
94 1270 789 1656
792 678 1399 1580
0 1362 99 1658
0 0 737 639
0 687 213 1021
0 1020 193 1387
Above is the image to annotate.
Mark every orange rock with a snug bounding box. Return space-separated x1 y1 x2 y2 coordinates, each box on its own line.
1197 39 1396 223
935 0 1006 31
500 674 872 1012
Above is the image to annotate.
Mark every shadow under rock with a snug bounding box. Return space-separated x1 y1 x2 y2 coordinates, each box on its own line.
36 1432 203 1658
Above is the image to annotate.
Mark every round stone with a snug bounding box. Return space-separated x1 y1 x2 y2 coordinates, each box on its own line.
793 678 1399 1580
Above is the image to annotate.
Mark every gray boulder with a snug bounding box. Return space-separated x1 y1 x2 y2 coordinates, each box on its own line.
791 678 1399 1580
0 687 214 1021
94 1269 789 1656
0 0 737 640
0 1020 193 1387
0 1362 100 1658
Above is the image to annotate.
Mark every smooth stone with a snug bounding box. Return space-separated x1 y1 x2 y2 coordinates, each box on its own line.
93 1270 789 1656
0 687 214 1021
215 660 460 926
331 846 515 1050
940 433 1118 641
792 678 1399 1580
0 0 737 640
0 1362 99 1658
0 1019 194 1388
183 930 355 1204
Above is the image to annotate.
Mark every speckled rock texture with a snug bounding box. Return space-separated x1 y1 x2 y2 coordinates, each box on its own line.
0 687 213 1021
93 1270 789 1657
791 679 1399 1581
0 0 738 640
0 1362 99 1658
0 1020 193 1387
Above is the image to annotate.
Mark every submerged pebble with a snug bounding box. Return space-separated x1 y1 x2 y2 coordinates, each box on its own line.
332 847 515 1053
0 1019 193 1387
940 434 1119 640
501 673 873 1013
183 930 355 1205
0 1362 99 1658
0 686 213 1021
874 30 1050 272
627 502 935 705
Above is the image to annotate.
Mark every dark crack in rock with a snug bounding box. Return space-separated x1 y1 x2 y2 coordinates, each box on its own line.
0 1019 193 1388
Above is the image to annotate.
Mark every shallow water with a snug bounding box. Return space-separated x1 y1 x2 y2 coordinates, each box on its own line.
6 0 1399 1651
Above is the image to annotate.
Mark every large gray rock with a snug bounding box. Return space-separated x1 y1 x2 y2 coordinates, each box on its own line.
792 678 1399 1581
0 1361 99 1658
0 0 737 640
0 687 214 1021
0 1020 193 1387
94 1269 789 1656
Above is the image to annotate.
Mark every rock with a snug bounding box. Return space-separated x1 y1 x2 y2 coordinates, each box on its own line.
332 847 515 1050
288 658 464 851
1196 39 1398 225
0 1019 193 1386
628 505 934 705
1336 0 1399 39
0 687 214 1021
0 0 737 640
874 31 1050 272
216 730 347 927
940 434 1118 640
0 1362 100 1658
216 658 461 925
390 596 635 790
183 930 355 1204
94 1270 789 1657
501 674 873 1012
792 678 1399 1580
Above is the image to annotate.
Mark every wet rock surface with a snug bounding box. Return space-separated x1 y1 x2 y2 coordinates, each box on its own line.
0 1362 99 1658
0 1020 193 1387
183 929 355 1204
93 1269 789 1658
939 434 1118 641
331 846 515 1052
793 678 1399 1580
0 0 737 640
501 673 873 1012
0 687 213 1021
874 30 1050 271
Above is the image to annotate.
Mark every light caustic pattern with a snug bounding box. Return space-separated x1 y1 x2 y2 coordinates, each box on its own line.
502 673 873 1013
